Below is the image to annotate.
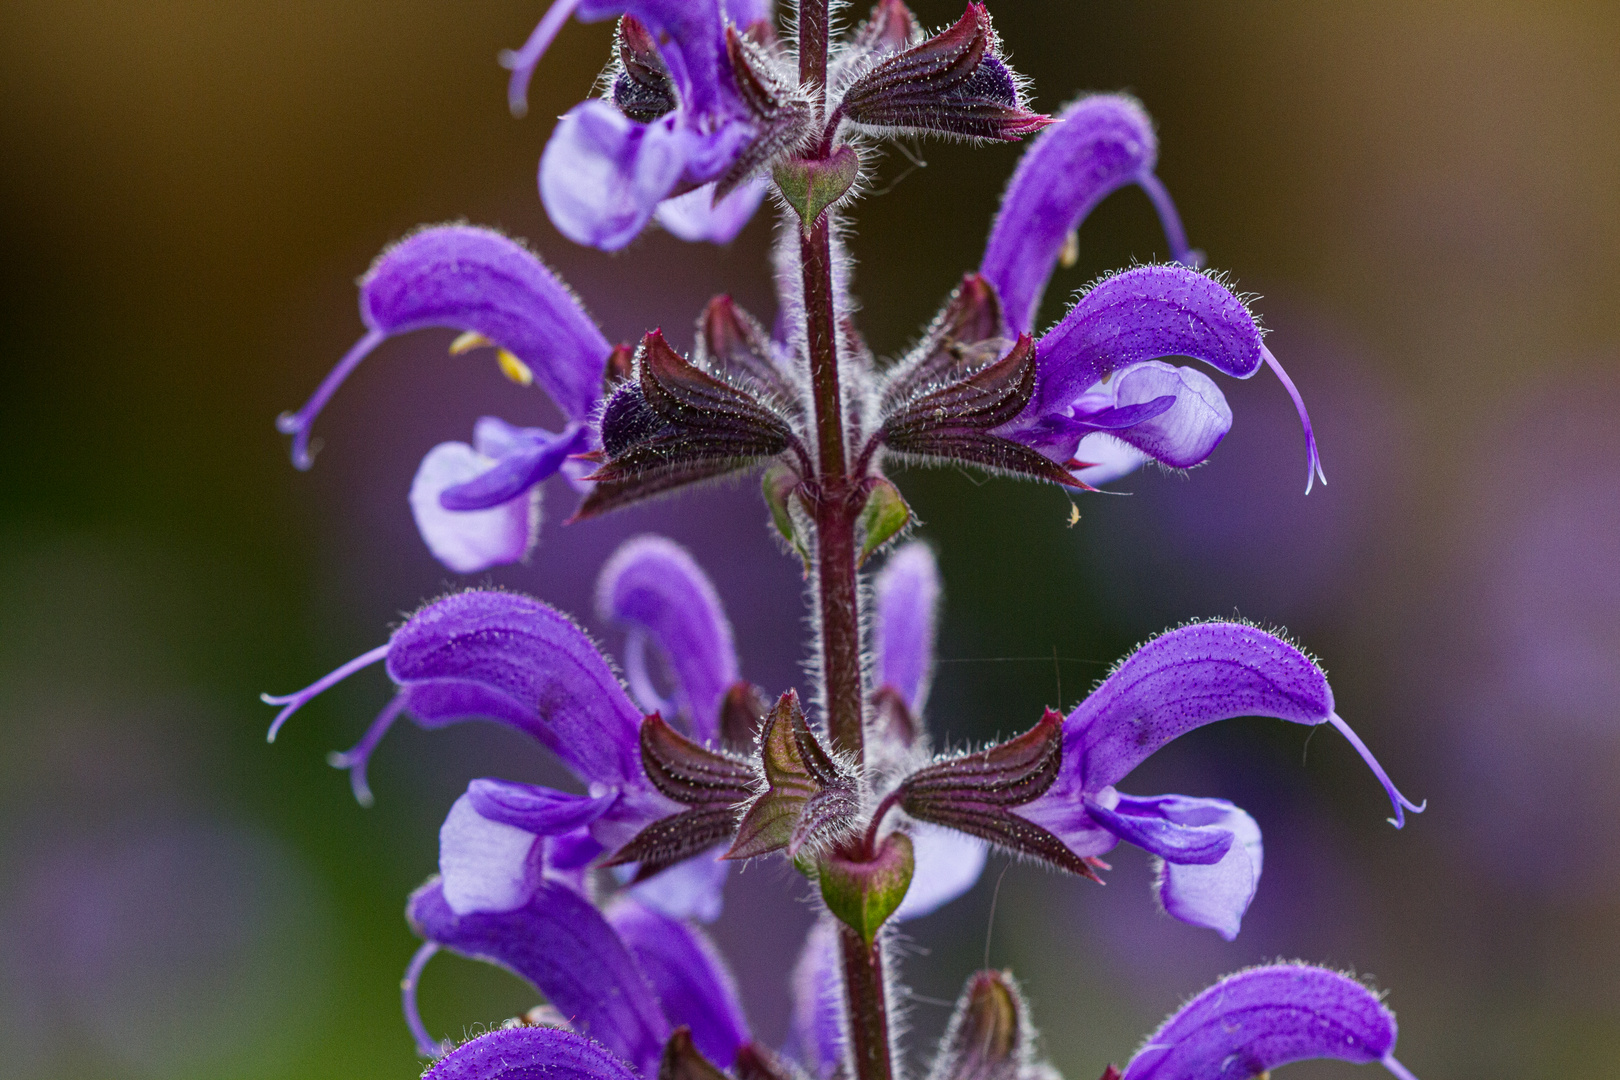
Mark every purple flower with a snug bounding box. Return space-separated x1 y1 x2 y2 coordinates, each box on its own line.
1012 621 1424 939
982 94 1198 333
513 1 779 250
991 265 1326 491
1118 964 1419 1080
597 535 742 745
422 1027 642 1080
976 97 1325 489
406 882 749 1071
275 225 616 571
261 590 674 839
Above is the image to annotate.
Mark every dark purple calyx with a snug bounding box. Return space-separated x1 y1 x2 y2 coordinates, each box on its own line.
881 272 1007 410
577 330 804 520
613 16 678 123
732 1043 801 1080
696 295 797 403
718 681 771 752
851 0 921 55
930 970 1030 1080
876 334 1089 487
718 27 814 200
897 709 1101 880
838 4 1051 142
727 691 858 860
606 714 755 880
659 1028 730 1080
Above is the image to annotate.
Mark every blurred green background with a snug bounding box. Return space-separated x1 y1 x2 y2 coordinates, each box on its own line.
2 2 1617 1078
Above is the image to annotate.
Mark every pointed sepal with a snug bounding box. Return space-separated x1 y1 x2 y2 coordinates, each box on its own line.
852 0 921 55
577 330 800 519
604 714 754 879
897 709 1100 879
718 28 815 200
882 273 1007 410
719 681 771 752
763 462 811 567
856 478 912 566
613 16 678 123
838 4 1051 142
880 335 1087 487
819 831 915 946
774 146 861 234
727 691 858 859
697 295 797 402
660 1028 730 1080
927 970 1031 1080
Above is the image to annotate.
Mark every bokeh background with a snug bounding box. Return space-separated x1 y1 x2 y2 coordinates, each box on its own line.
2 1 1617 1077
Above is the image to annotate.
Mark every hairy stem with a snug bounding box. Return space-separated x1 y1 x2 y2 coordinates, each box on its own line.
838 924 896 1080
803 215 863 762
795 7 893 1080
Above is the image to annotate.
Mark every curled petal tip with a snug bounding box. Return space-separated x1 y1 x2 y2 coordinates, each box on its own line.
1328 713 1425 829
402 942 452 1058
259 643 391 746
277 328 387 471
1260 346 1327 494
499 0 583 119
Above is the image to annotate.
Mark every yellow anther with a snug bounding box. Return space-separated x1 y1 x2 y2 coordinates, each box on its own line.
449 330 493 355
1066 501 1081 527
1059 228 1080 268
497 349 535 387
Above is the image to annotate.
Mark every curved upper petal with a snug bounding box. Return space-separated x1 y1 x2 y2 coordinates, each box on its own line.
1005 266 1264 449
597 535 739 745
360 226 610 421
982 95 1161 334
410 442 537 574
424 1026 644 1080
1147 796 1263 941
1070 622 1333 791
1012 623 1330 854
873 542 941 716
540 102 689 251
387 591 646 790
894 823 987 921
606 896 750 1067
409 878 670 1077
275 226 611 468
1121 964 1406 1080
